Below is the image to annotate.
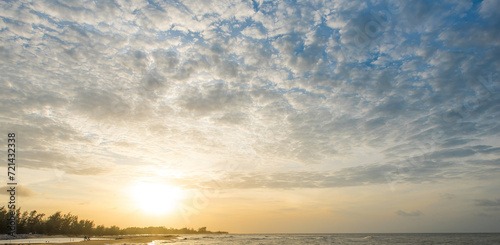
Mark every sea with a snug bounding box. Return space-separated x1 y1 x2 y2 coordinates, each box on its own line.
2 233 500 244
170 233 500 245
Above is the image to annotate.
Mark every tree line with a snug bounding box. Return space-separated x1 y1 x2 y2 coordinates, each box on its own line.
0 207 227 236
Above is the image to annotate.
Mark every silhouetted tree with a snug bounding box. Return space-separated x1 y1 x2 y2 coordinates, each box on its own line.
93 225 105 236
27 210 45 234
45 211 63 235
0 207 227 236
0 207 9 234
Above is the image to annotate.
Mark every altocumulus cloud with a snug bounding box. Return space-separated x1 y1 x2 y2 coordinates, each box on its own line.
0 0 499 194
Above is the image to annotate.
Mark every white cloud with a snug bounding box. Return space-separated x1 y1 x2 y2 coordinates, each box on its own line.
241 25 267 39
479 0 500 19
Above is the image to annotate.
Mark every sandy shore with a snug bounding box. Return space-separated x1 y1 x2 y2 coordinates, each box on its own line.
5 235 178 245
83 235 178 245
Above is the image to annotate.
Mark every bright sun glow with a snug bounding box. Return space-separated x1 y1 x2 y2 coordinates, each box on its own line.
132 182 183 215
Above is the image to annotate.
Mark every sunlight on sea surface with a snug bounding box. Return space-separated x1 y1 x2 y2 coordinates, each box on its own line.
171 233 500 245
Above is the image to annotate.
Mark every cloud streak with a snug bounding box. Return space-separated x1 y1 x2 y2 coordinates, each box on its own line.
396 210 423 217
475 199 500 207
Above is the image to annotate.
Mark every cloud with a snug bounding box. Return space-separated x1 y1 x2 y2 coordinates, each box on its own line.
475 199 500 207
0 185 36 197
0 0 499 189
442 138 475 148
428 148 477 160
241 25 267 39
467 159 500 166
396 210 423 217
151 49 180 70
439 193 456 200
179 82 252 115
187 159 474 189
479 0 500 19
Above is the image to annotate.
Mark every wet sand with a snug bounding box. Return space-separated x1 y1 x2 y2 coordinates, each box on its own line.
90 235 177 244
83 235 178 244
7 235 178 245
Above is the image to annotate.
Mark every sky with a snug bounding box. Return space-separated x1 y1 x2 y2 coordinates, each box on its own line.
1 0 500 233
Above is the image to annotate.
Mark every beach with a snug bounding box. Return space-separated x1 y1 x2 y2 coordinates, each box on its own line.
81 235 178 245
1 235 178 245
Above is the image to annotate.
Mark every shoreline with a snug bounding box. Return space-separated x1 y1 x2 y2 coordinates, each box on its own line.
0 235 179 245
79 235 179 245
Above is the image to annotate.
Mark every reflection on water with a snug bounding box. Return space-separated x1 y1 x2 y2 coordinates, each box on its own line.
1 237 112 244
171 233 500 245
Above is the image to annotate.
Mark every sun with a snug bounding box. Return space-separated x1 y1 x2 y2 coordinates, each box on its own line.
131 182 183 215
